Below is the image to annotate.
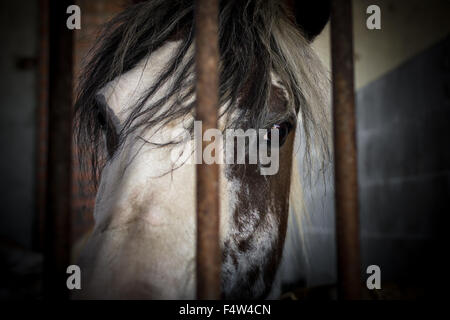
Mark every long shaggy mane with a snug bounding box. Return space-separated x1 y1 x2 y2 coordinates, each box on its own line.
74 0 331 185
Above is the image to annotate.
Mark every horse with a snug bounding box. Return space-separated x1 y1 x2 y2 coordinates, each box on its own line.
74 0 331 299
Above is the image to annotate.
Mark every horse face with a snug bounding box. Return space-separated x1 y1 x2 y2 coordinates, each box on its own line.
76 41 297 299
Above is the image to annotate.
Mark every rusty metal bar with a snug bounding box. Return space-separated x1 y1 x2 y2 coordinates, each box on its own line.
35 0 49 252
195 0 221 299
44 0 73 299
330 0 361 300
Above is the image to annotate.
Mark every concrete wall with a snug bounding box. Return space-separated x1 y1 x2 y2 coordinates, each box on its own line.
303 1 450 291
313 0 450 89
357 36 449 286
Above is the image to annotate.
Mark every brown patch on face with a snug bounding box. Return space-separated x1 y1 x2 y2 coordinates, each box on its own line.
261 131 294 295
221 84 296 299
246 264 261 289
269 85 289 114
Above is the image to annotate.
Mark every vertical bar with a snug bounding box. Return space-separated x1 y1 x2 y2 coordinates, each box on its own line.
195 0 221 299
330 0 361 299
35 0 49 252
44 0 73 299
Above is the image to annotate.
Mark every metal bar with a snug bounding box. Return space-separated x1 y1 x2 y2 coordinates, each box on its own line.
44 0 74 300
35 0 49 252
194 0 221 299
330 0 361 300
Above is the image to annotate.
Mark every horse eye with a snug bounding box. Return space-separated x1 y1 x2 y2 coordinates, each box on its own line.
96 109 118 157
97 110 107 130
264 122 292 147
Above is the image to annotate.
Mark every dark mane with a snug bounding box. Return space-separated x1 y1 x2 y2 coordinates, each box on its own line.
75 0 331 184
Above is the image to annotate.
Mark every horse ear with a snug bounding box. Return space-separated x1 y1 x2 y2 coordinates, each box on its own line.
292 0 331 42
